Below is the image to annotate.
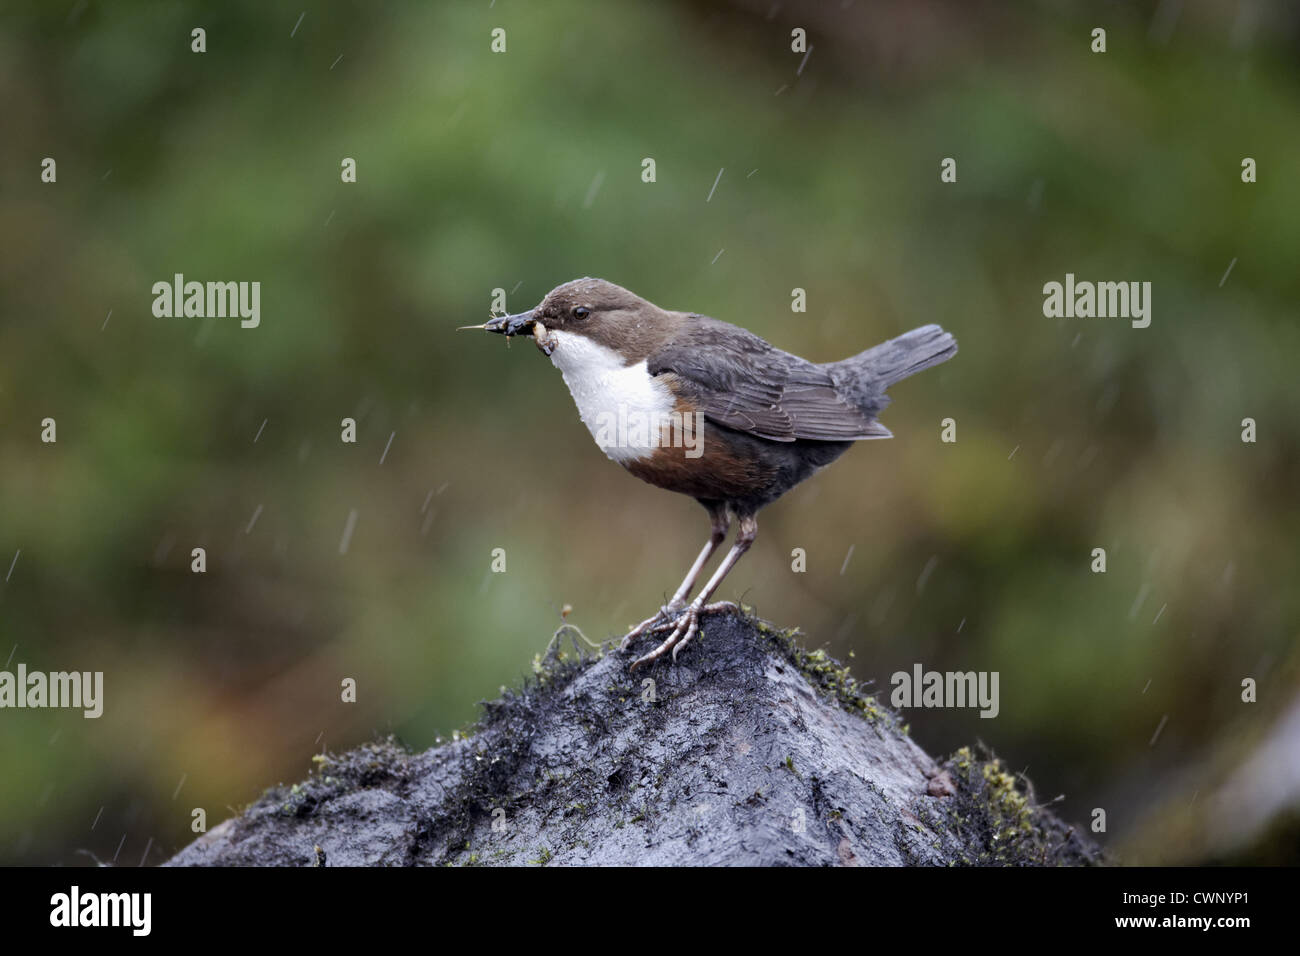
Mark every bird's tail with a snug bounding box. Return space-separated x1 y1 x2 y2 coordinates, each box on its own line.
843 324 957 386
823 324 957 418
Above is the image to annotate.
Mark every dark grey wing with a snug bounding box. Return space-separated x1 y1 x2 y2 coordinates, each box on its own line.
646 316 886 442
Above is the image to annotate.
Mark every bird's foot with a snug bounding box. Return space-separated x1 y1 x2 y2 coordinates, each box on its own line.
626 601 738 672
619 601 686 649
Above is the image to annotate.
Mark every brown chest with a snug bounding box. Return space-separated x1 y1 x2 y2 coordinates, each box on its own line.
623 421 781 502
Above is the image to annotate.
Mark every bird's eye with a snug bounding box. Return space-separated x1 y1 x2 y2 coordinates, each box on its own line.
573 306 591 319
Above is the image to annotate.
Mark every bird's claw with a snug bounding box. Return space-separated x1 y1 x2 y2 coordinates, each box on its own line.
625 601 738 672
619 602 685 649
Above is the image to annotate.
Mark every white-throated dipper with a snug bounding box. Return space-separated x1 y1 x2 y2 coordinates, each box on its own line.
463 278 957 671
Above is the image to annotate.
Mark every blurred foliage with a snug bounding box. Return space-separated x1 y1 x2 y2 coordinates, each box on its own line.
1 0 1298 865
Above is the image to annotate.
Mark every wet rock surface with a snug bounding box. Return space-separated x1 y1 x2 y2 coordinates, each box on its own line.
168 610 1103 866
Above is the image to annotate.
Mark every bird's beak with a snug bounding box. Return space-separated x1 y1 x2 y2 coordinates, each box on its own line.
483 311 536 336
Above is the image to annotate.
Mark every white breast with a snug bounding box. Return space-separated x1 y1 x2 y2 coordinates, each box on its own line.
548 330 675 463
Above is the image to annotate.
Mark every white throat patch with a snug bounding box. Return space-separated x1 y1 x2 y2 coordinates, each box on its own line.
547 330 676 463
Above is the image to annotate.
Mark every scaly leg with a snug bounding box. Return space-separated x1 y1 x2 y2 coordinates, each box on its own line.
621 502 729 648
628 513 756 671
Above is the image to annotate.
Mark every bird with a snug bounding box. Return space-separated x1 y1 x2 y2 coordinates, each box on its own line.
463 278 957 671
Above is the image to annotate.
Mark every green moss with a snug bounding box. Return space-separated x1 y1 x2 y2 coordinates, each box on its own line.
263 737 413 821
954 746 974 772
926 744 1104 866
982 763 1034 839
528 846 553 866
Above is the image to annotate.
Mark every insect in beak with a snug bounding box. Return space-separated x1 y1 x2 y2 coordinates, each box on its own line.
534 321 557 356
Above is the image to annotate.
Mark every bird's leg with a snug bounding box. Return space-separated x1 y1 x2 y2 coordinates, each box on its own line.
668 503 730 608
628 513 756 671
621 504 729 648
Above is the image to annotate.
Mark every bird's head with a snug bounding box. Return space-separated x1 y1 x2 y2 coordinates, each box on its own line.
480 278 678 364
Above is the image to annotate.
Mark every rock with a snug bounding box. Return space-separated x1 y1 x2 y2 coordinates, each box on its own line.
167 609 1103 866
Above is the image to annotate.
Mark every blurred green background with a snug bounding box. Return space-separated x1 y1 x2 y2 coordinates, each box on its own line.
2 0 1298 866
